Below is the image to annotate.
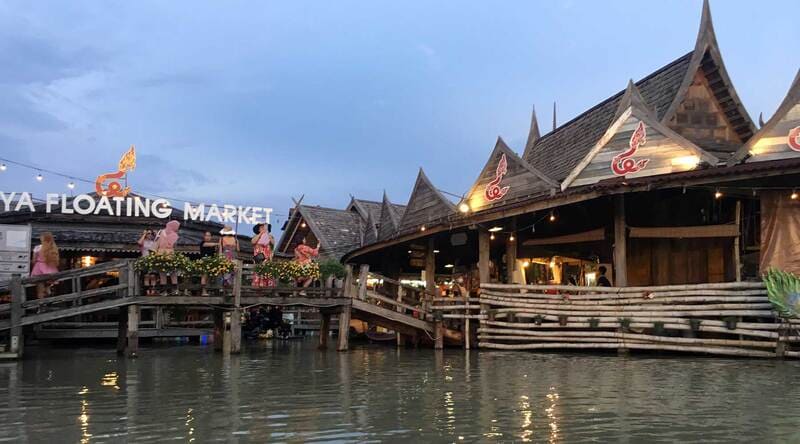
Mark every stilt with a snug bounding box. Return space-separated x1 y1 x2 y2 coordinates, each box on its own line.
213 309 224 352
613 194 628 287
434 320 444 350
116 306 129 355
9 276 24 358
319 311 331 350
337 305 352 351
125 305 140 358
229 308 242 354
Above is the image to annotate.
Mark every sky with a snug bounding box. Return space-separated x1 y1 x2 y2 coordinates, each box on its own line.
0 0 798 232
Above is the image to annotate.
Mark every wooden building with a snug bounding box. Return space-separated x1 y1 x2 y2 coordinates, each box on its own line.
342 1 800 291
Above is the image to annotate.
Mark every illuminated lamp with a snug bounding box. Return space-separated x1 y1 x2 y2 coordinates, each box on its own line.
444 264 454 268
36 173 43 182
488 226 503 232
670 155 700 168
522 261 530 268
0 163 6 171
791 190 798 200
714 189 722 199
458 202 470 213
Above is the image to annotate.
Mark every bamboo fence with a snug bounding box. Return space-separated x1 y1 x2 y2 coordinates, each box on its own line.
462 281 799 358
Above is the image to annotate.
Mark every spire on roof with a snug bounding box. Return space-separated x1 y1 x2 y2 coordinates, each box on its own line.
524 105 541 155
613 79 653 121
552 101 557 132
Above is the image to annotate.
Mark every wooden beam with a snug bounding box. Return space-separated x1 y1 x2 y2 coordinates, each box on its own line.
522 228 606 246
506 218 517 283
318 311 331 350
613 195 628 287
628 224 740 239
125 305 140 358
337 303 352 352
734 200 742 282
479 230 490 285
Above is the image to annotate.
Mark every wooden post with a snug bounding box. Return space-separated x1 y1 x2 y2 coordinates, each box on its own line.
125 305 140 358
613 195 628 287
463 291 470 350
116 306 128 355
9 275 24 357
478 230 490 285
506 217 517 284
733 200 742 282
396 285 405 347
434 320 444 350
318 311 331 350
213 309 224 351
425 237 436 313
229 309 242 354
357 264 369 300
337 304 352 351
233 260 242 306
343 265 354 298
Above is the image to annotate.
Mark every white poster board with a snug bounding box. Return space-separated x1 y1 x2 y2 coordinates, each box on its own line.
0 224 32 281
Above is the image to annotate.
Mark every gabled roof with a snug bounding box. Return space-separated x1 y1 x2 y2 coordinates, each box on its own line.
729 69 800 165
562 81 719 190
377 192 403 241
363 210 378 245
293 205 364 261
397 168 456 234
463 137 557 213
525 52 693 181
522 105 541 158
660 0 756 149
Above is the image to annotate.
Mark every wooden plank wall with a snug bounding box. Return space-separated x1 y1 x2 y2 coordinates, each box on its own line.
398 179 452 232
466 149 551 212
627 238 734 286
747 102 800 162
571 116 702 188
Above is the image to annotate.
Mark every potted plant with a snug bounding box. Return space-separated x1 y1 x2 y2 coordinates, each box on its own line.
318 259 346 288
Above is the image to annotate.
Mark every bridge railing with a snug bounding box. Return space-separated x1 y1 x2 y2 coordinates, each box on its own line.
343 264 434 321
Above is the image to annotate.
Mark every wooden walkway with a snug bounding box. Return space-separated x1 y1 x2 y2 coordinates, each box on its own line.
0 260 446 358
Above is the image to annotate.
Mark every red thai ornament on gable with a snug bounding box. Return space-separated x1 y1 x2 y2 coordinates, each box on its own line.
611 121 650 176
789 126 800 152
95 145 136 197
484 153 510 202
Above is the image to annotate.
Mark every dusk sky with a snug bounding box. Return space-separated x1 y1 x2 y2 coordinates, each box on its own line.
1 0 797 230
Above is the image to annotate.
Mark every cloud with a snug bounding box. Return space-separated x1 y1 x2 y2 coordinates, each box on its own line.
132 153 215 196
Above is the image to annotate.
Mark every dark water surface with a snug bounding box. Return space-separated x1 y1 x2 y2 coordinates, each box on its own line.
1 340 799 443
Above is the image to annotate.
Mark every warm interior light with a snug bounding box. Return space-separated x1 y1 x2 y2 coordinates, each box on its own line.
671 155 700 168
549 259 556 269
714 189 722 199
488 226 503 232
407 250 412 254
522 261 530 268
80 256 96 268
509 234 515 242
458 202 470 213
420 225 426 232
444 264 454 268
549 212 556 222
490 233 495 240
300 222 307 228
433 250 440 253
792 191 798 200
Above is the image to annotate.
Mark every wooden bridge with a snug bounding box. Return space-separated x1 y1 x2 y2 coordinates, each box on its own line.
0 260 454 359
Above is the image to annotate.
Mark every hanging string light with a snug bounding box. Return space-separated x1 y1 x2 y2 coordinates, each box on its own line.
0 163 6 171
420 225 426 232
791 190 798 200
549 211 556 222
36 172 44 182
714 188 722 199
490 233 495 240
67 182 76 190
509 234 515 242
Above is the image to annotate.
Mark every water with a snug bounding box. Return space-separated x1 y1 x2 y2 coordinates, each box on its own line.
1 341 799 443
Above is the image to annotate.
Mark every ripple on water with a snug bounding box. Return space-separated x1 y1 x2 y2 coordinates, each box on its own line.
1 343 800 442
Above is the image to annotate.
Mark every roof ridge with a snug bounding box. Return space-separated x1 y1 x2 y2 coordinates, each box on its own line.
530 51 693 149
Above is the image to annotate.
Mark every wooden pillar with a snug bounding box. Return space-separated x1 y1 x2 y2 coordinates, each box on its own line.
9 275 24 357
478 230 490 285
425 237 436 313
116 306 128 355
434 320 444 350
396 285 405 347
613 195 628 287
343 265 354 298
318 311 331 350
337 304 352 352
213 309 224 351
357 264 369 300
733 200 742 282
125 305 140 358
506 218 517 284
233 260 242 306
229 309 242 354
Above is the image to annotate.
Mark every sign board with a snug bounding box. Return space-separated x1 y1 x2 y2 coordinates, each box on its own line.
0 224 32 282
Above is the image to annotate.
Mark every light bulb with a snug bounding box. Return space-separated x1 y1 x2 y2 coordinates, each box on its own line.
549 212 556 222
509 235 515 242
458 202 470 213
792 191 798 200
36 173 43 182
490 233 495 240
420 225 426 232
0 163 6 171
68 182 75 189
714 189 722 199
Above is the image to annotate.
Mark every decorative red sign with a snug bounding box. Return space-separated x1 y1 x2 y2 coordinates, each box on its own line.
484 153 510 201
611 121 650 176
95 145 136 197
789 126 800 152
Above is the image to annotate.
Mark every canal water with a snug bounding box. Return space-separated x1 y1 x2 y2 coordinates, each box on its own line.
1 340 799 443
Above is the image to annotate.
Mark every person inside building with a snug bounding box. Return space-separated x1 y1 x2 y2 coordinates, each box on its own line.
251 223 275 288
199 231 217 257
597 266 612 287
30 232 60 299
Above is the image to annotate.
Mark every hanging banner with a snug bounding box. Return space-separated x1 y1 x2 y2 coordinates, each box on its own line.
612 121 650 176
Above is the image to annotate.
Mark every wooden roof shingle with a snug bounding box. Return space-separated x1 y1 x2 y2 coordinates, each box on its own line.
397 168 456 234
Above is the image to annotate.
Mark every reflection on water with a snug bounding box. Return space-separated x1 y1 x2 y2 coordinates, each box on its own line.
1 340 800 442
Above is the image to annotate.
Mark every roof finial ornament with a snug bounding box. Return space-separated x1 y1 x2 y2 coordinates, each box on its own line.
552 101 557 132
758 112 765 128
524 105 541 155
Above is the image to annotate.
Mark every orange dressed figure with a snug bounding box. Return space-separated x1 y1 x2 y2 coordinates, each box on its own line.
294 237 319 288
